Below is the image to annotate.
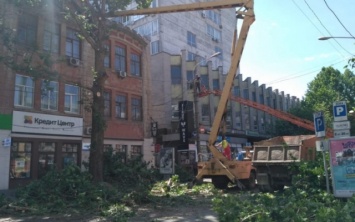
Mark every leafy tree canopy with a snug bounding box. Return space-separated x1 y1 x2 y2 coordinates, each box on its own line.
304 67 355 126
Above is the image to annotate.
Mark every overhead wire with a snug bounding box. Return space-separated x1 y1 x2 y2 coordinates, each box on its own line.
290 0 346 58
323 0 355 39
265 57 351 85
303 0 354 56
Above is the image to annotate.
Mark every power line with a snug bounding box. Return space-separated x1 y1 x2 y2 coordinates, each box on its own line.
303 0 354 56
265 57 350 85
323 0 355 39
290 0 346 58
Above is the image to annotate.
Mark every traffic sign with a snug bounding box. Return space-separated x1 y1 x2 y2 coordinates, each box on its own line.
313 111 325 137
333 101 347 121
333 121 350 130
333 129 351 138
316 140 329 151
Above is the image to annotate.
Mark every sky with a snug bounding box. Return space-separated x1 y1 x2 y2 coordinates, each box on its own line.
238 0 355 99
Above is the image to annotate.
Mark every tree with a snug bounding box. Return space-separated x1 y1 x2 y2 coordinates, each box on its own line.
273 100 314 136
304 66 355 134
1 0 152 182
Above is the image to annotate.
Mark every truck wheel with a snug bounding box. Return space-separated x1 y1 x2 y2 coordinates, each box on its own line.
212 176 229 189
272 184 285 191
258 175 273 192
246 172 256 190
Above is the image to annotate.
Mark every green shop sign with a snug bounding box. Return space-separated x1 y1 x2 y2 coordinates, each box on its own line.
0 114 12 130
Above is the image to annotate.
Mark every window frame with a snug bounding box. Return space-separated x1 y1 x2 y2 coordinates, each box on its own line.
115 94 127 119
131 145 142 158
10 142 32 179
131 97 142 121
43 22 60 54
17 14 37 46
14 74 34 108
171 65 182 85
64 84 80 114
187 31 196 47
41 80 58 111
151 40 160 55
114 45 126 72
66 28 81 59
130 53 141 77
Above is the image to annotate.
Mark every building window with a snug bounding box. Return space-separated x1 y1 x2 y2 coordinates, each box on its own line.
115 95 127 119
200 75 209 89
115 144 127 163
41 80 58 111
131 145 142 158
65 84 80 113
115 46 126 72
14 74 34 108
207 25 221 41
187 31 196 47
104 44 110 68
202 104 210 116
233 86 240 96
43 22 60 54
171 66 182 84
186 70 194 89
214 46 223 60
243 89 249 99
66 28 80 59
206 10 221 25
17 14 37 46
235 113 241 129
187 51 196 61
151 40 160 55
253 116 258 130
134 20 159 37
10 142 32 179
212 79 219 90
252 92 256 102
259 94 264 104
62 143 78 168
104 91 111 117
130 53 141 76
131 97 142 121
38 142 56 178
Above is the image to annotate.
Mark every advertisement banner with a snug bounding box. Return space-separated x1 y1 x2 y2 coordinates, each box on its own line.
179 101 193 150
159 147 175 174
329 137 355 198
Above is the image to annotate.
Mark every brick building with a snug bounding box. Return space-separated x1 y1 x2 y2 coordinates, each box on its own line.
0 2 152 189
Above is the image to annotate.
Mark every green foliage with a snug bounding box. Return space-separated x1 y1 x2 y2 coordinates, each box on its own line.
304 67 355 129
274 101 314 136
212 151 355 222
15 165 118 214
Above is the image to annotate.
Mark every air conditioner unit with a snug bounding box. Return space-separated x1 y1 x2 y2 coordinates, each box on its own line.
85 127 92 135
118 71 127 78
68 57 80 67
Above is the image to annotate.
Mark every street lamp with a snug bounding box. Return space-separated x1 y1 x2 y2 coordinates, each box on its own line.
193 52 221 160
318 36 355 40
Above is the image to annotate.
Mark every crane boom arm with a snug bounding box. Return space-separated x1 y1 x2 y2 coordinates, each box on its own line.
115 0 253 16
199 89 334 138
207 3 255 159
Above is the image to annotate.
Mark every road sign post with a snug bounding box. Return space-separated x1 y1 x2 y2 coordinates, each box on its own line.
313 111 325 138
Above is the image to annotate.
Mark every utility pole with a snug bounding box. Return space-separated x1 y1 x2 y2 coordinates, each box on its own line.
193 52 221 161
193 73 201 160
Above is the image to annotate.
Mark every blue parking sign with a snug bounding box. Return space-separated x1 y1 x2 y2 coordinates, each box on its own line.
333 101 347 121
313 111 325 137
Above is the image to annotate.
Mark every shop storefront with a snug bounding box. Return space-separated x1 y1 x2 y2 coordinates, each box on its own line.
9 111 83 189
